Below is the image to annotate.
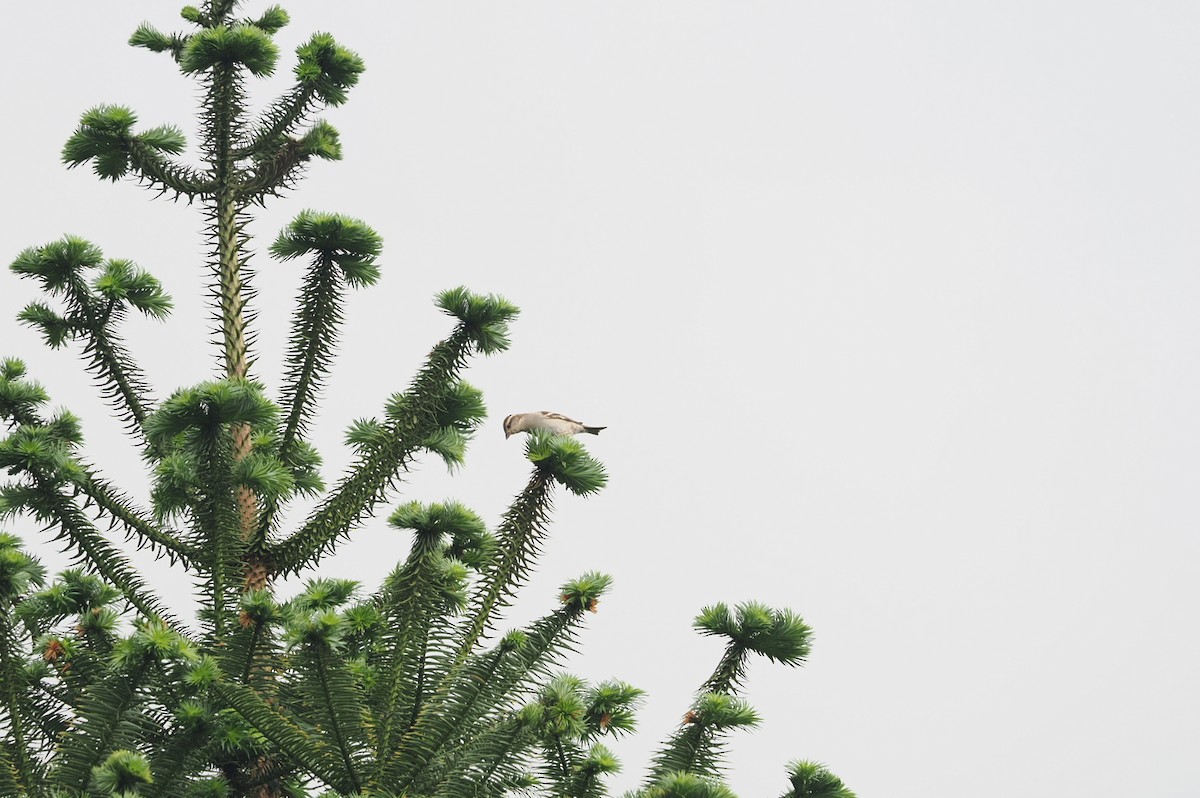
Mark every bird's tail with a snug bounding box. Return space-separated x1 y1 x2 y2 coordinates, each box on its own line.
583 426 606 435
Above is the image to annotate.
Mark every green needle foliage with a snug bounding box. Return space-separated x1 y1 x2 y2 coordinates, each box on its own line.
0 3 855 797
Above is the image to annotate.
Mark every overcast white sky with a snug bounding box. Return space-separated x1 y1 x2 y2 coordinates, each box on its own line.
3 2 1199 796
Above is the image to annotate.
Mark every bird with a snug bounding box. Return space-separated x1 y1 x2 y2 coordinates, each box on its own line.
503 411 606 438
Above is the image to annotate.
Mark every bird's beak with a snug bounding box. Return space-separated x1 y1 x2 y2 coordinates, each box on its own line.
505 429 512 439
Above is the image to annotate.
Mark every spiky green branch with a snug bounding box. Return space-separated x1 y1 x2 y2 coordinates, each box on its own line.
781 760 858 798
645 602 813 788
213 678 354 792
371 502 478 771
694 602 813 695
0 423 178 630
373 632 525 791
271 211 381 465
271 289 515 575
11 237 172 444
0 541 43 795
74 466 197 564
456 434 607 664
431 712 538 798
303 642 365 792
128 140 214 197
49 653 153 792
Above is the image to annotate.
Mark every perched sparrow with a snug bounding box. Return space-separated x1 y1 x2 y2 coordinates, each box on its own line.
503 411 606 438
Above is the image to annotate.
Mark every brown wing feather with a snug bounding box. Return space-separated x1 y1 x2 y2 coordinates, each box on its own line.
542 412 583 425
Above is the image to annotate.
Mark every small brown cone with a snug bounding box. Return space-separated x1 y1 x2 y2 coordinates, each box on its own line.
43 638 65 663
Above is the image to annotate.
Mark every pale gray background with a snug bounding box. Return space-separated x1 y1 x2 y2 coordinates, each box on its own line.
2 2 1198 796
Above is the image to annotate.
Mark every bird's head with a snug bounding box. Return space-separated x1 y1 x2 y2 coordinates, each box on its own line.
502 414 517 439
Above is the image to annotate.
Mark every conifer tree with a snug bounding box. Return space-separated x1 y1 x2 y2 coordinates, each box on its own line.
0 3 856 796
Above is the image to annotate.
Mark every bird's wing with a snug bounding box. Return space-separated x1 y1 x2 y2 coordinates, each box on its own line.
542 412 583 425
